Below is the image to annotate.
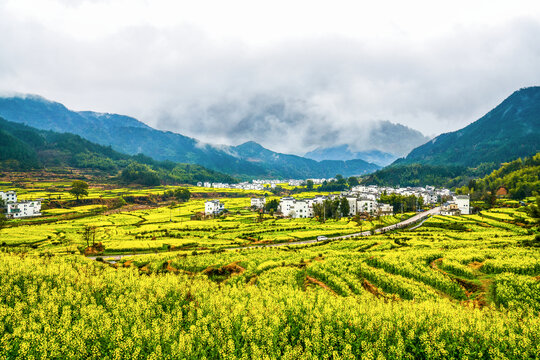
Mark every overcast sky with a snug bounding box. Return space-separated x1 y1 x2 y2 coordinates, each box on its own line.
1 0 540 155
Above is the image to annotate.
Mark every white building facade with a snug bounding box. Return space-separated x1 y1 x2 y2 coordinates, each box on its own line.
250 197 266 209
0 191 17 204
454 195 470 215
205 200 224 215
6 199 42 219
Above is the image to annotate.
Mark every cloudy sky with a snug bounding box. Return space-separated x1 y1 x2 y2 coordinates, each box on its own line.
1 0 540 155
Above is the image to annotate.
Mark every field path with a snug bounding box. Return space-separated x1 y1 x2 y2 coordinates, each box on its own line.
87 207 440 260
225 207 440 250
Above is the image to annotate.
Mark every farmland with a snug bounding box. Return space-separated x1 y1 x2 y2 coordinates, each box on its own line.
0 180 539 359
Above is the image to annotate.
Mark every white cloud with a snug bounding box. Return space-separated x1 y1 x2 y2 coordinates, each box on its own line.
0 0 540 155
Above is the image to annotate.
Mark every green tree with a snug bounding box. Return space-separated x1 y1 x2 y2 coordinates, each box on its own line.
264 199 279 213
173 188 191 202
69 180 89 201
348 176 359 188
313 203 325 222
525 196 540 223
340 197 350 217
306 180 314 191
0 209 6 233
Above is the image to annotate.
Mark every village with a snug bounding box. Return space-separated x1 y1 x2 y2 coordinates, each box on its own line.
204 184 470 218
1 182 470 221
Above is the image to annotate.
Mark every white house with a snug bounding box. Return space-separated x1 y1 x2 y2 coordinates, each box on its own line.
454 195 470 215
377 203 394 216
440 202 460 216
357 199 377 215
278 197 296 216
250 197 266 209
0 191 17 204
345 196 358 216
205 200 224 216
6 199 42 219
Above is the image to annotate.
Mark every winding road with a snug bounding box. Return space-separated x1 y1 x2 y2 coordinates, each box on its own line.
88 207 440 260
224 206 441 250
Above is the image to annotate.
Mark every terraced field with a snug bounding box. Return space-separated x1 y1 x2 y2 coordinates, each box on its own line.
1 183 538 359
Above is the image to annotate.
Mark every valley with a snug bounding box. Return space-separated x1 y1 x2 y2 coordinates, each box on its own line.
0 174 538 359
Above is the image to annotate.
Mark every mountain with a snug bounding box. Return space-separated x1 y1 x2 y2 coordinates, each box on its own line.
0 117 236 185
305 145 398 166
397 87 540 167
361 87 540 188
230 141 380 178
0 95 380 179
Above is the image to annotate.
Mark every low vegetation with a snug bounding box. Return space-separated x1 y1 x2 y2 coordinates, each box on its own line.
0 175 539 358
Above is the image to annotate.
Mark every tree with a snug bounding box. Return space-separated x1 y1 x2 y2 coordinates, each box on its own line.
69 180 89 201
264 199 279 213
340 197 350 217
525 196 540 223
0 208 6 233
82 226 96 247
312 203 324 222
173 188 191 202
306 180 314 191
348 176 359 188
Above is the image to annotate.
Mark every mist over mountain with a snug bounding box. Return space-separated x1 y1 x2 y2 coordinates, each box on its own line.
361 86 540 187
305 146 398 166
158 96 429 157
397 86 540 167
0 94 380 179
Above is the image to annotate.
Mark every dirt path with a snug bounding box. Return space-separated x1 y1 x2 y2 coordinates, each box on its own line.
306 276 338 296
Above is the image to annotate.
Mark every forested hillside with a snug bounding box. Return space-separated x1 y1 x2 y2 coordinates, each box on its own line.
0 117 236 185
397 87 540 167
0 95 380 178
455 153 540 199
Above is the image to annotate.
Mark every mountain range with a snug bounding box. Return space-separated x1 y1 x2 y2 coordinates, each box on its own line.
0 116 236 185
305 146 398 166
361 87 540 186
1 86 539 184
397 87 540 167
0 95 382 179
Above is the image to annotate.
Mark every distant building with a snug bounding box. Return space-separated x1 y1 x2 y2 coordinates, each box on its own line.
496 187 508 197
357 199 377 215
440 202 460 216
454 195 470 215
0 191 17 204
377 203 394 216
6 199 42 219
251 197 266 209
205 200 224 216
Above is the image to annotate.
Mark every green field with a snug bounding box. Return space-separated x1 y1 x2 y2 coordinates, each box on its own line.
0 182 539 359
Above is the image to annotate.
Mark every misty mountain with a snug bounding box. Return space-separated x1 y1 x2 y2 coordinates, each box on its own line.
396 86 540 167
0 95 380 179
305 145 398 166
361 87 540 187
230 141 380 178
0 117 236 185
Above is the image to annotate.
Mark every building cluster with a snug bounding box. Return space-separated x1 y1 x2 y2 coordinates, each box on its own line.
0 191 42 219
349 185 450 205
196 178 334 191
278 194 394 219
202 184 470 218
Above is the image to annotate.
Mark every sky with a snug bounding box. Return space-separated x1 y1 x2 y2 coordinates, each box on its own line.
1 0 540 155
